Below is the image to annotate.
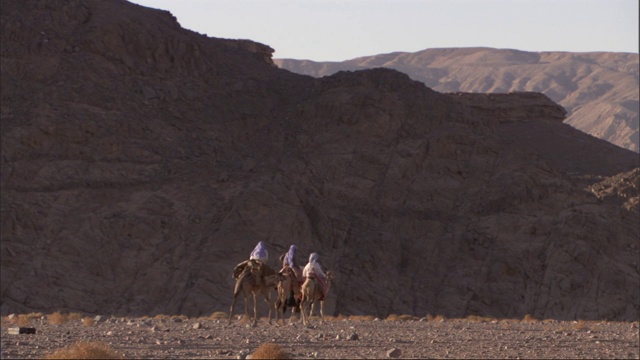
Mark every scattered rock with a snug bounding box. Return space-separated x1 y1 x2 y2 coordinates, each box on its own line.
387 348 402 358
7 328 36 335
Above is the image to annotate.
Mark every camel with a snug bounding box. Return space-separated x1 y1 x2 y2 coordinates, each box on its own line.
228 259 278 326
300 271 332 327
274 265 302 324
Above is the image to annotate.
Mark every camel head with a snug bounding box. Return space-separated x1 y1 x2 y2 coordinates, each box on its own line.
244 260 263 283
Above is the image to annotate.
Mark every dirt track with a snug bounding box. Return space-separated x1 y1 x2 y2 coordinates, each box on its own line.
2 314 638 359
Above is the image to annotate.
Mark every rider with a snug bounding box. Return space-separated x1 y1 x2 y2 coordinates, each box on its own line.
279 245 304 302
233 241 269 279
302 252 328 300
280 245 303 281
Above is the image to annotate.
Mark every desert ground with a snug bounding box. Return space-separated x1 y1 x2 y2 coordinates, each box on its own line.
2 313 638 359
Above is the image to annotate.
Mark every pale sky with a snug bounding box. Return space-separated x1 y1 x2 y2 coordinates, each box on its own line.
130 0 639 62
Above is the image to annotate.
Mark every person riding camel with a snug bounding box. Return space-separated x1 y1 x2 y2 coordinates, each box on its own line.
302 252 328 300
233 241 269 280
280 245 303 281
279 245 304 301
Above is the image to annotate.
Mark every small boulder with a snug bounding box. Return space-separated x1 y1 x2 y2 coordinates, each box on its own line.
387 348 402 358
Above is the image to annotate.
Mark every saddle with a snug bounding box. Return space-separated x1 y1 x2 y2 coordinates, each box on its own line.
279 265 303 302
233 259 264 280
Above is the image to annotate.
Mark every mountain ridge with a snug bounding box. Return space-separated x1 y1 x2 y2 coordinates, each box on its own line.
275 47 640 153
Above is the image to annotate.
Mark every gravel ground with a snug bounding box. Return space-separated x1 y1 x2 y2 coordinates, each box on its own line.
1 314 638 359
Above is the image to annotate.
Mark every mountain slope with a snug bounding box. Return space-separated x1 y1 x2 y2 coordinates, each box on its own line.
276 48 640 153
1 0 638 321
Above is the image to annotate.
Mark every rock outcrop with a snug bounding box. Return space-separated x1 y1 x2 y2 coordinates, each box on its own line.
449 92 567 123
589 168 640 213
1 0 638 321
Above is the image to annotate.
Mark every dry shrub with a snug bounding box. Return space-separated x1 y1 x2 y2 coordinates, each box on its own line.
522 314 537 323
154 314 170 320
68 312 83 321
210 311 227 320
251 343 289 359
81 317 95 327
432 315 446 322
328 314 347 321
16 315 33 326
425 314 434 321
398 314 419 321
48 312 70 325
572 320 588 330
8 313 43 326
44 341 121 359
386 314 399 321
466 315 496 323
348 315 375 322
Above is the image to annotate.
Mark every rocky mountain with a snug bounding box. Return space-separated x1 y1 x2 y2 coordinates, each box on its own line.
275 48 640 153
1 0 638 321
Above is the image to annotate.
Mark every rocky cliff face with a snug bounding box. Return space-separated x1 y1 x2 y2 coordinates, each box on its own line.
449 92 567 123
276 48 640 153
1 0 638 321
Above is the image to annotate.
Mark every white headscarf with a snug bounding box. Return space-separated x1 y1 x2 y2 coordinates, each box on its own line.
303 252 326 279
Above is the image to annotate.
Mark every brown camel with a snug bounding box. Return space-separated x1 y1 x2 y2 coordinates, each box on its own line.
228 259 278 326
274 265 301 324
300 271 332 327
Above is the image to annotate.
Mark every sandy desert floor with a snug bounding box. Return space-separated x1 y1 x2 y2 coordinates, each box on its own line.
1 313 639 359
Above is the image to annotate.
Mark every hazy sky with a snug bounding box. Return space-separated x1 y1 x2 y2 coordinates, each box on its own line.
130 0 639 61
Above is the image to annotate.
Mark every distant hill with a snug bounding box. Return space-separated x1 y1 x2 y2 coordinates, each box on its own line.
276 48 640 153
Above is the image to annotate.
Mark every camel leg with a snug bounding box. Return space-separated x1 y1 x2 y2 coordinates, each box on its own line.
305 300 312 327
309 301 316 322
262 290 272 325
242 293 250 324
295 300 302 323
288 304 297 325
300 296 309 327
252 293 258 327
228 294 238 325
274 297 281 324
319 300 325 324
291 293 302 324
